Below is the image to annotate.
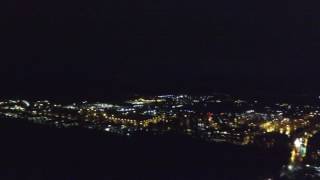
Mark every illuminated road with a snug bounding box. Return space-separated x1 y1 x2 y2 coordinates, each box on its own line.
281 124 320 179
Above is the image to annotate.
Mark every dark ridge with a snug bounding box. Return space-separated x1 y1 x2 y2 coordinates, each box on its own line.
0 118 289 180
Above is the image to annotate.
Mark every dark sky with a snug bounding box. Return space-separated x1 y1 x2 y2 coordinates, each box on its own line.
2 0 320 99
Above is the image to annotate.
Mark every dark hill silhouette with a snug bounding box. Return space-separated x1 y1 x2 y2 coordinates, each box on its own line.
0 118 289 180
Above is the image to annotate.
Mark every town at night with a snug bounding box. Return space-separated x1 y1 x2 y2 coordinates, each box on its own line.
1 94 320 179
3 0 320 178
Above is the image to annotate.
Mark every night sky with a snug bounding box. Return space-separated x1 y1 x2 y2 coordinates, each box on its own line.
2 0 320 99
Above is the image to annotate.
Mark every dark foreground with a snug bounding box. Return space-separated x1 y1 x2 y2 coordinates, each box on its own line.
0 118 289 180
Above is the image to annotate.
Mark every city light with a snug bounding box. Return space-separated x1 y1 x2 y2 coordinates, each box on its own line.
1 94 320 179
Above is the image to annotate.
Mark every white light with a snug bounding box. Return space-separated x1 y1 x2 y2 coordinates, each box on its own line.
294 138 302 148
105 128 110 132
